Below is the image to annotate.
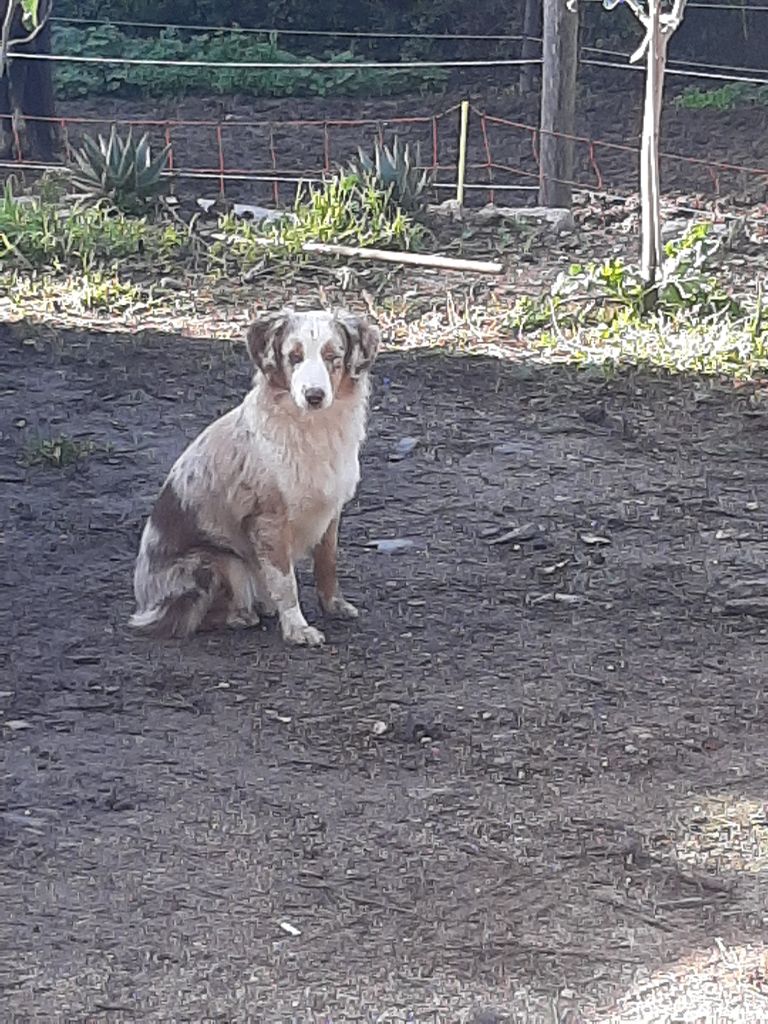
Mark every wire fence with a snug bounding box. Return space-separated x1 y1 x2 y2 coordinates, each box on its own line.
5 101 767 209
8 34 767 85
2 18 767 208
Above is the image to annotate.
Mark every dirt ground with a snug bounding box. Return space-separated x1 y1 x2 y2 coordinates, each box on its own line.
4 317 768 1022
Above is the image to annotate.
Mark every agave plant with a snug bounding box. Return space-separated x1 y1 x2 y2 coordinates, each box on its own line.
68 127 171 212
347 135 432 214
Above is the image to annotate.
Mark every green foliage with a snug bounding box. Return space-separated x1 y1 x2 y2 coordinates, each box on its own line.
0 166 420 285
347 136 433 214
507 223 767 378
212 173 422 272
675 83 768 111
552 224 741 320
21 435 101 468
51 24 448 100
0 183 150 271
69 128 170 212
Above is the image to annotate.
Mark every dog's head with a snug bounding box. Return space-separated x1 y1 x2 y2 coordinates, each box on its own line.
245 309 380 412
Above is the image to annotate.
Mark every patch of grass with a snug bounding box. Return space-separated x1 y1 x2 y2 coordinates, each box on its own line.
0 172 417 284
7 270 150 314
505 224 768 379
210 174 423 273
52 25 448 100
674 82 768 111
21 435 106 468
0 184 153 272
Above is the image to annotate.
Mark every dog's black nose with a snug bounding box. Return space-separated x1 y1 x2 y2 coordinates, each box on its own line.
305 388 326 408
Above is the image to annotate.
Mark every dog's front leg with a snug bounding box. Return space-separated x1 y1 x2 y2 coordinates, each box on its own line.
314 517 359 620
255 527 325 647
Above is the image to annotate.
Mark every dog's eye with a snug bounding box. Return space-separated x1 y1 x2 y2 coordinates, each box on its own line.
288 350 304 366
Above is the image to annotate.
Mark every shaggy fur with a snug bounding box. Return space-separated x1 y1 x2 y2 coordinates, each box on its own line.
129 308 380 646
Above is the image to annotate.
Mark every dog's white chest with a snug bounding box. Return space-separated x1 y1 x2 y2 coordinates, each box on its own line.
284 442 360 554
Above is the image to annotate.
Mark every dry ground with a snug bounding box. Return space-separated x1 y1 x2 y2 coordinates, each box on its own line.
3 321 768 1021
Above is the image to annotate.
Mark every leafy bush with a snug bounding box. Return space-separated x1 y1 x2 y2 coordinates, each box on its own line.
21 435 101 468
52 25 448 100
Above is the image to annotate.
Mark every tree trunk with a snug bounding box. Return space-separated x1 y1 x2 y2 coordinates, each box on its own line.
539 0 579 208
519 0 541 95
639 0 667 305
0 0 57 161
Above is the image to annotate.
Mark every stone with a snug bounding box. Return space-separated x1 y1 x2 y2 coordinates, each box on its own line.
472 203 575 234
426 198 464 222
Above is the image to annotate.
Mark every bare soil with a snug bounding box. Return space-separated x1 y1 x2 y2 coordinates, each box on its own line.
4 321 768 1021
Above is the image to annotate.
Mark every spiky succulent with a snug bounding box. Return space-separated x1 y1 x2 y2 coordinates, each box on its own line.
68 127 170 211
347 136 432 213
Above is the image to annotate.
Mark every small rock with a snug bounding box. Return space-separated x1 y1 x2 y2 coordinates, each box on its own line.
426 198 464 222
232 203 287 223
473 204 575 234
724 597 768 616
389 436 419 461
278 921 301 937
661 217 694 244
579 532 611 546
371 720 389 736
4 719 31 731
364 538 417 554
464 1004 511 1024
538 560 568 575
488 523 537 545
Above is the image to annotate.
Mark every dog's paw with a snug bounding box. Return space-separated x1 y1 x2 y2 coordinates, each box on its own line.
226 609 261 630
322 596 360 620
284 623 326 647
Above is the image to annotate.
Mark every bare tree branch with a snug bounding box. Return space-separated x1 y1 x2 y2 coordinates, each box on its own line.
661 0 688 33
0 1 17 78
0 0 47 77
623 0 649 24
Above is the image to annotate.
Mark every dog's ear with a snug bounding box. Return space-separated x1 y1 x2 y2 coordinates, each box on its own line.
245 311 290 375
337 312 381 380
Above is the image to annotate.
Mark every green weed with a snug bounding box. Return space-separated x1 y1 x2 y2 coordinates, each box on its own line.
211 173 422 272
0 184 150 271
21 435 105 468
508 223 768 378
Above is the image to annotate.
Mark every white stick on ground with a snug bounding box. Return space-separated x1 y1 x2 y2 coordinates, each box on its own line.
301 242 503 274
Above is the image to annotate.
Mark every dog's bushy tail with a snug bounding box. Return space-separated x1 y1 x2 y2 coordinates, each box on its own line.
129 589 210 639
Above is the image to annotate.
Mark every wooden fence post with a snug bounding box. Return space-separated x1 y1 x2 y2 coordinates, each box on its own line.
539 0 579 208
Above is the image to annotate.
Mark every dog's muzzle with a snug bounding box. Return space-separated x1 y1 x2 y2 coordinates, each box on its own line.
304 387 326 409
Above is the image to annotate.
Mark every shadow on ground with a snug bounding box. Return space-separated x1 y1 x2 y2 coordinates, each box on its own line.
2 321 768 1022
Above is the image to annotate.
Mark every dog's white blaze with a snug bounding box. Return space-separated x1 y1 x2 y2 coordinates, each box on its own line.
289 314 334 410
